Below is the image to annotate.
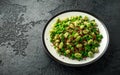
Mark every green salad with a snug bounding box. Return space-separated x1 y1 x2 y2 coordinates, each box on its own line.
50 16 103 60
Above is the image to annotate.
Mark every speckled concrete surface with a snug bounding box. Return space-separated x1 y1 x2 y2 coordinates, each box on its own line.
0 0 120 75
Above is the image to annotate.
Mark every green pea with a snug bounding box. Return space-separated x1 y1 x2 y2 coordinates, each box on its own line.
50 38 53 42
97 34 103 41
64 52 67 56
70 53 75 59
78 16 82 19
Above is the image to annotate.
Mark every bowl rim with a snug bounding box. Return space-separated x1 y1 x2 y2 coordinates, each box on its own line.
42 10 109 67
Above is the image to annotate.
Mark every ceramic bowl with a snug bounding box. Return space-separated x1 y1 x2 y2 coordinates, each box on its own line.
43 10 109 66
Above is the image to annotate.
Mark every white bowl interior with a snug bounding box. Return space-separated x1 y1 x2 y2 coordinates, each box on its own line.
44 11 109 65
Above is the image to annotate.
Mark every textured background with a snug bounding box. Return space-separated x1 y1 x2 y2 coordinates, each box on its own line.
0 0 120 75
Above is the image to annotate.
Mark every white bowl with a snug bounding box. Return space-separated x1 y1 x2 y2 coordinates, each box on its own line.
43 10 109 66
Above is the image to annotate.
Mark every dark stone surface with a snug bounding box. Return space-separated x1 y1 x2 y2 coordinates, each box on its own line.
0 0 120 75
